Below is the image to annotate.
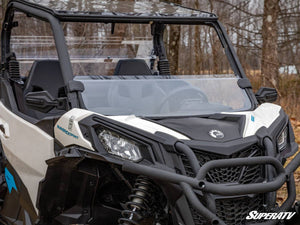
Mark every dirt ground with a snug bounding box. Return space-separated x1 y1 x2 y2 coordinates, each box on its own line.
277 119 300 205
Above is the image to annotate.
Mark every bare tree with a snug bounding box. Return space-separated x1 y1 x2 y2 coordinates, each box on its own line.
167 0 182 75
1 0 9 28
261 0 280 87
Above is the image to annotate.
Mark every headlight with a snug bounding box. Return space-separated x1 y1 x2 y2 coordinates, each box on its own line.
277 127 288 152
98 129 142 162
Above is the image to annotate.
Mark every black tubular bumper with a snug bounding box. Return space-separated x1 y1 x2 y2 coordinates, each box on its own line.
122 141 300 225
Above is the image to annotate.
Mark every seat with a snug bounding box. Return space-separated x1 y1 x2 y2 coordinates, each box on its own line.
21 60 66 120
23 60 64 97
114 59 152 76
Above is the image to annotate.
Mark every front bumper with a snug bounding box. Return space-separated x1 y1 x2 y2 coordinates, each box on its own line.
122 140 300 225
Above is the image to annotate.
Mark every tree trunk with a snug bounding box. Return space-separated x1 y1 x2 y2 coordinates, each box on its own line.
261 0 280 88
194 0 202 75
1 0 9 25
208 0 221 74
168 0 181 75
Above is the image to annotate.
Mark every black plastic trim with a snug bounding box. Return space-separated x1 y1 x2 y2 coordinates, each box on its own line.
238 78 252 89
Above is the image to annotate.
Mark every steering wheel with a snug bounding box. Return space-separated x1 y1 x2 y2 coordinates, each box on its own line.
158 86 208 113
108 80 167 115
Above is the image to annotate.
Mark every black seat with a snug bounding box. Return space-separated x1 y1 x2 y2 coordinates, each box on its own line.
21 60 66 120
114 59 152 76
24 60 64 98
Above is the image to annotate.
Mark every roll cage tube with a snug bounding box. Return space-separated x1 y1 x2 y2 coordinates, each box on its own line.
1 2 82 108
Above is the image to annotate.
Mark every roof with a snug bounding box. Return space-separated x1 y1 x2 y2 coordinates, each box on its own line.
9 0 217 23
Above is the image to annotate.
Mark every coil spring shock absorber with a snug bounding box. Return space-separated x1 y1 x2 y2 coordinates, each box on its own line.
119 176 155 225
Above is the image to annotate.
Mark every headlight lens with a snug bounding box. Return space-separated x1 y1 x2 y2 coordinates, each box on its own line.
98 129 142 162
277 127 288 152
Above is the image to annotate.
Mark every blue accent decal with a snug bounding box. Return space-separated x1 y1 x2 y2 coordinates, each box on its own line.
57 125 79 139
5 168 17 193
251 115 255 122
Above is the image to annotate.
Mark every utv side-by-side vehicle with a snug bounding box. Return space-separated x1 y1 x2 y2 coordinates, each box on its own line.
0 0 299 225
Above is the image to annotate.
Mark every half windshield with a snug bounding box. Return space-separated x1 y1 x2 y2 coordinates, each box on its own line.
76 76 251 117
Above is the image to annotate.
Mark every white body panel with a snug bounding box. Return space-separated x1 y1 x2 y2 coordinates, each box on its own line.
54 108 94 149
0 102 55 212
224 103 281 137
107 115 189 140
55 109 190 149
55 103 281 150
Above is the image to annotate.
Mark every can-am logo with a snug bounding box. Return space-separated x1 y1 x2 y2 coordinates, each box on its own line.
208 129 224 139
246 211 296 220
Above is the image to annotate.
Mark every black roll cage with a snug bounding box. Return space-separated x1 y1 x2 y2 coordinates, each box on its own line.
1 0 258 111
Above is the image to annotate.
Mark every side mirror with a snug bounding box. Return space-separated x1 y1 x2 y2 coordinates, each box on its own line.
255 87 278 104
25 91 67 113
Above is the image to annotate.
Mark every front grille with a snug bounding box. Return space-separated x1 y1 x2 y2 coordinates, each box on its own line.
215 195 265 224
181 144 264 184
189 195 265 225
180 144 266 225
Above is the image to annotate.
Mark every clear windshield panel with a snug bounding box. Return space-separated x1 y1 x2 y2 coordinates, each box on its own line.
11 19 235 77
10 12 58 76
64 23 234 76
64 23 154 76
76 76 251 117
